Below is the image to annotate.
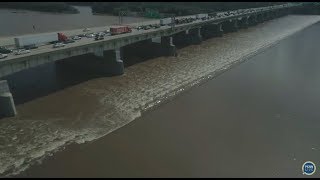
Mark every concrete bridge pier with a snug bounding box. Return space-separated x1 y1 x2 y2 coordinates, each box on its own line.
261 13 268 21
238 17 249 29
161 36 177 56
222 19 238 33
275 11 282 18
264 13 271 21
212 23 224 37
94 48 124 75
189 28 202 45
256 14 264 23
269 12 276 20
283 9 289 16
248 15 258 26
0 80 17 118
200 24 223 39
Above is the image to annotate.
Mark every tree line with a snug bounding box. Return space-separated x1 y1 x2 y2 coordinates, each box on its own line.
90 2 287 17
0 2 79 13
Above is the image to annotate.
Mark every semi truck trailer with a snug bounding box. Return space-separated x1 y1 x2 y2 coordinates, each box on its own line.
160 18 173 26
110 26 132 35
14 33 58 48
196 14 209 19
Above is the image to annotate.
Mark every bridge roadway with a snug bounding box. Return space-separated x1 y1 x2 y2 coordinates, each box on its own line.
0 3 303 117
0 3 298 47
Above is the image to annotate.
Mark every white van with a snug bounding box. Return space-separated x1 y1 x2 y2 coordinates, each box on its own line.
0 53 8 59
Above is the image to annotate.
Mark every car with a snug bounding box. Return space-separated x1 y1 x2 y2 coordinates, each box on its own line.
83 28 91 32
14 49 30 55
152 24 160 29
64 39 75 44
99 32 106 36
137 26 143 30
0 47 13 54
86 33 95 38
24 44 38 50
72 36 81 40
143 25 151 30
95 36 104 41
95 33 104 41
0 53 8 59
53 43 65 48
103 30 111 36
77 34 86 38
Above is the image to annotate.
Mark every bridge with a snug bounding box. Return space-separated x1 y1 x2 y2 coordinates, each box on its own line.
0 3 308 117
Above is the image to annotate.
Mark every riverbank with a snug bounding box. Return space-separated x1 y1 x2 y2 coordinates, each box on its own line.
1 15 320 177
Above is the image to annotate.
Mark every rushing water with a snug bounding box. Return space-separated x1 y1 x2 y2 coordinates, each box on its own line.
18 19 320 177
0 15 320 177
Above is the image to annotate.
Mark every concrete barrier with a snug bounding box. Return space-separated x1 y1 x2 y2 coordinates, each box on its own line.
0 80 17 118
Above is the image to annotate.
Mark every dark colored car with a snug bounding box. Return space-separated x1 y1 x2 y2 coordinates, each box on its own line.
143 25 151 30
64 39 75 44
49 40 62 45
0 47 13 54
78 34 87 38
95 34 104 41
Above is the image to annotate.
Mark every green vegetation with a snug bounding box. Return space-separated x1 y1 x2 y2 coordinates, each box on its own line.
0 2 79 14
293 2 320 15
91 2 287 18
66 2 94 7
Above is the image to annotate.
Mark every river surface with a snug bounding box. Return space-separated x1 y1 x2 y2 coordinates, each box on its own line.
0 15 320 177
0 6 147 37
17 17 320 177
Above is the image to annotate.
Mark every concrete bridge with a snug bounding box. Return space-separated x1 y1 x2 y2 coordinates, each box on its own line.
0 3 306 117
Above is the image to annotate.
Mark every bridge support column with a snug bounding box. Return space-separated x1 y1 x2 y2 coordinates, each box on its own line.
222 19 238 33
190 28 202 45
264 13 271 21
238 17 249 29
265 13 271 21
0 80 17 118
94 48 124 75
202 24 223 39
161 36 177 56
248 15 258 26
213 23 223 37
269 12 276 20
256 14 264 23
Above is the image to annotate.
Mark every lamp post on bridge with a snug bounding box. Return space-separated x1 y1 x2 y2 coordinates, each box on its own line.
118 11 125 25
171 14 176 31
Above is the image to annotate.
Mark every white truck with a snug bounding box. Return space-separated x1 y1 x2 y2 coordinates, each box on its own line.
14 33 58 49
160 18 173 26
196 14 209 19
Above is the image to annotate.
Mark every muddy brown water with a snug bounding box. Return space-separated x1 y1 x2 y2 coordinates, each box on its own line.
1 15 320 177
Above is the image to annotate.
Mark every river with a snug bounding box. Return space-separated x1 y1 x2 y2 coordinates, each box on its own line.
0 14 320 177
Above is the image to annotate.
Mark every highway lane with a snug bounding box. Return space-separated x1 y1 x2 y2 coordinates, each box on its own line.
0 26 172 62
0 3 296 48
0 3 299 64
0 18 209 62
0 14 205 47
